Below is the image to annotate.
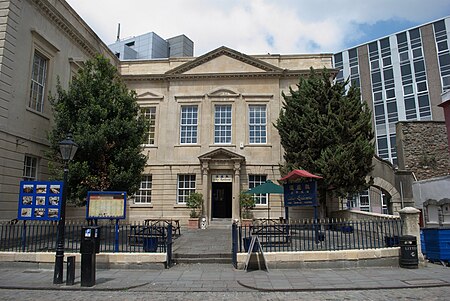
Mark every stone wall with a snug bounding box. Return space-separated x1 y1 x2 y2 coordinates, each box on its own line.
396 121 450 180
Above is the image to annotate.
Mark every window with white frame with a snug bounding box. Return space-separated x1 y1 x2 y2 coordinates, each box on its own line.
180 106 198 144
134 175 152 204
23 156 38 181
249 105 267 144
29 51 48 112
359 190 370 212
177 174 196 204
141 107 156 145
249 175 267 205
214 105 232 144
381 192 388 214
346 194 358 209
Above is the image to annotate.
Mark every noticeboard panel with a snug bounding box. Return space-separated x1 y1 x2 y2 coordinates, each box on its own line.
86 191 126 219
17 181 64 221
283 181 318 207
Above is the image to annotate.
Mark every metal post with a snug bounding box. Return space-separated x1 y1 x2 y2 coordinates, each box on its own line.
53 166 68 284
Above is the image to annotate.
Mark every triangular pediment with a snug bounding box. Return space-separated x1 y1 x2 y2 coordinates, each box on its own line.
198 148 245 161
166 46 282 75
136 91 164 100
207 87 240 98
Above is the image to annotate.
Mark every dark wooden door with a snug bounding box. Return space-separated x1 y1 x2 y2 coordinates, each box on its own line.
212 182 232 218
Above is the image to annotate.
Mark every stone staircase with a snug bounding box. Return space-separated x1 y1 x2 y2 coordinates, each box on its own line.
172 225 233 265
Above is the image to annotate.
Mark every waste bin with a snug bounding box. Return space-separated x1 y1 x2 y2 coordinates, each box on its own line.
243 237 259 252
80 226 101 287
399 235 418 269
143 237 159 252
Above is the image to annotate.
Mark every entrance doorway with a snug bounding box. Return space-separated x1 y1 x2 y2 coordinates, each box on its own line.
212 182 232 218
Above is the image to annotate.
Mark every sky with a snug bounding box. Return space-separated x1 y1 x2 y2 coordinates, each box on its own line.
65 0 450 56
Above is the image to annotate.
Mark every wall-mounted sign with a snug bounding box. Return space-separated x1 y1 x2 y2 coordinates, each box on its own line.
86 191 126 219
17 181 63 221
212 175 232 183
283 181 318 207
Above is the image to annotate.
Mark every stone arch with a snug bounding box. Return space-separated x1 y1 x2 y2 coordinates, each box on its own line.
371 177 402 214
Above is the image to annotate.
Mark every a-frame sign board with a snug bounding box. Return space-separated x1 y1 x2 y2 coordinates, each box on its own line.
244 236 269 272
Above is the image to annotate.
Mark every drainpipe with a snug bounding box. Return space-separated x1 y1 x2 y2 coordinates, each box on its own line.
400 181 404 209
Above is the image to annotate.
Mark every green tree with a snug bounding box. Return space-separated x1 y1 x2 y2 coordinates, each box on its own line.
275 68 374 207
48 55 148 205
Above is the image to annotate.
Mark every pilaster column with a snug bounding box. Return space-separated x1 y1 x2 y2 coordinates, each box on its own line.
233 161 241 220
201 162 209 223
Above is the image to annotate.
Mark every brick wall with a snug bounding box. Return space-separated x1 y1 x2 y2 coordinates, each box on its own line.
397 121 450 180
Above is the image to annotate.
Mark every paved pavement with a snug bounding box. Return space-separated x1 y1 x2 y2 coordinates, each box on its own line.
0 262 449 293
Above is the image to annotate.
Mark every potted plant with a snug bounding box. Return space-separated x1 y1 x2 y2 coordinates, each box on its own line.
240 192 255 227
186 192 203 229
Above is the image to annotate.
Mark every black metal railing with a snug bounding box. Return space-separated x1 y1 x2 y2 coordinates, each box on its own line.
0 220 173 255
234 218 402 253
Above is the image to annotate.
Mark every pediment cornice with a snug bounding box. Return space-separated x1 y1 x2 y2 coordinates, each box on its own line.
30 0 102 58
166 46 284 75
198 148 245 162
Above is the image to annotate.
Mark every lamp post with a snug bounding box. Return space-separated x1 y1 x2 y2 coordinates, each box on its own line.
53 134 78 284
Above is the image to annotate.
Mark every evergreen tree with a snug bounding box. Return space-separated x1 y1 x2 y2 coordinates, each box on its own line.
275 68 374 205
48 55 148 205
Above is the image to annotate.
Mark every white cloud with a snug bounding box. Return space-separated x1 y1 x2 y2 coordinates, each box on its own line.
66 0 450 55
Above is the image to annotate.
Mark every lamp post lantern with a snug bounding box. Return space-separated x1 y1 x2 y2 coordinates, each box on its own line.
53 133 78 284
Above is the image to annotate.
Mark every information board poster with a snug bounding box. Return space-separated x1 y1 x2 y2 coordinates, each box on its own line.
86 191 126 219
17 181 63 221
283 181 318 207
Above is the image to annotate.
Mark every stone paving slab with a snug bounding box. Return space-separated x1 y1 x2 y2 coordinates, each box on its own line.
0 263 449 292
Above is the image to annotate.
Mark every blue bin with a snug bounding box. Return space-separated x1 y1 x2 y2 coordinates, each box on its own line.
143 237 159 252
422 228 450 262
243 237 259 252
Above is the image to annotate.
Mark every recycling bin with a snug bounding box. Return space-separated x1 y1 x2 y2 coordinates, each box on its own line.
399 235 418 269
80 226 101 287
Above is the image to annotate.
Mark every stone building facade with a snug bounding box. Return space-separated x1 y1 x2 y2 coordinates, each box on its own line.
120 47 333 224
0 0 117 220
396 121 450 180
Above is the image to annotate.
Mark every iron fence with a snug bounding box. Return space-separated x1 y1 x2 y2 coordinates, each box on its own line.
0 220 172 254
235 218 402 253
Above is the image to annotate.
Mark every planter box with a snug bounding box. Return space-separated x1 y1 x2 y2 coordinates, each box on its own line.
187 218 199 229
241 219 253 227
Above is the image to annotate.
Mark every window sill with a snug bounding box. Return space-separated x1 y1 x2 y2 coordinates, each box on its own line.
254 205 269 209
174 144 201 148
246 144 272 148
26 107 50 120
129 204 153 208
141 144 158 148
209 144 236 147
173 204 188 208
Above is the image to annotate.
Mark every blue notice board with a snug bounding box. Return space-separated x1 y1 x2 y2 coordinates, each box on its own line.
283 181 318 207
17 181 64 221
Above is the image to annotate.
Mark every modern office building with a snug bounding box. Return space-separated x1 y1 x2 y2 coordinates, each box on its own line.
108 32 194 60
333 17 449 166
335 16 450 214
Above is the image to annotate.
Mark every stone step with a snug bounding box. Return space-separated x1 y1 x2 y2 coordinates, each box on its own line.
173 257 231 264
173 253 231 259
173 252 232 264
208 218 233 229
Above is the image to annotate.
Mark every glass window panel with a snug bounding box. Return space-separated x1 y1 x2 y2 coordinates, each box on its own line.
249 175 267 205
177 175 196 204
180 106 198 144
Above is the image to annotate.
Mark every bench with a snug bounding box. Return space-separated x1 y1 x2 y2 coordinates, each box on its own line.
128 225 167 246
250 218 291 246
144 219 181 236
